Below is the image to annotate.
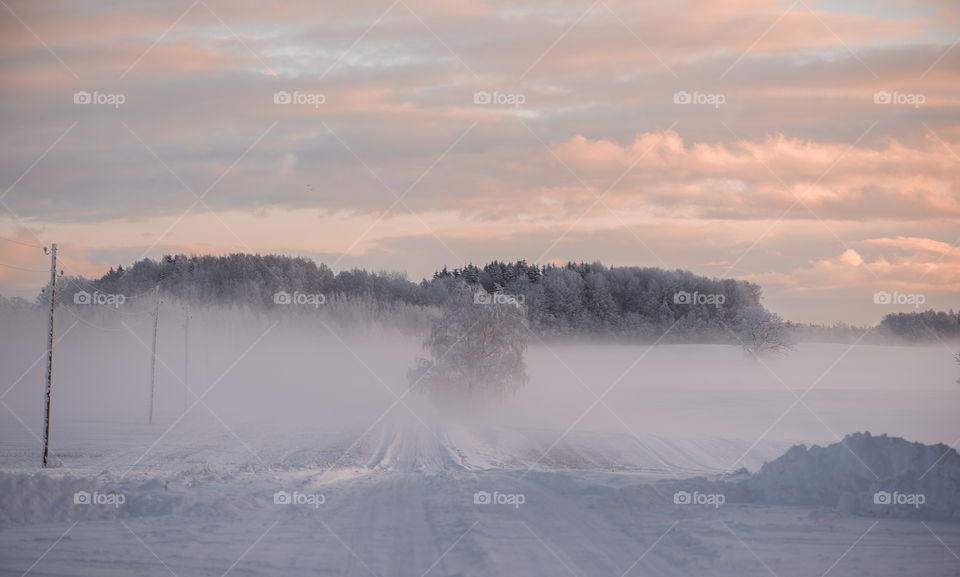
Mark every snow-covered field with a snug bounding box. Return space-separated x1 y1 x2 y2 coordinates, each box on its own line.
2 312 959 575
3 419 960 576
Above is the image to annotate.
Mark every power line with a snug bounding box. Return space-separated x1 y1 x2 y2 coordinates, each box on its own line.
0 262 48 272
60 306 154 332
0 235 44 249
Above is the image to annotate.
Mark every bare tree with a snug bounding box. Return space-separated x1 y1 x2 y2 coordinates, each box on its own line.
734 306 795 357
409 285 529 401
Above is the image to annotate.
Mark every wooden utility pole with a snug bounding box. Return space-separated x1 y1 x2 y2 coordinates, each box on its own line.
148 285 159 424
41 243 57 468
183 303 189 413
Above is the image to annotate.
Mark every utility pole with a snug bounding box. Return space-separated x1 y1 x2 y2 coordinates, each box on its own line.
183 303 189 413
148 285 159 424
42 243 57 468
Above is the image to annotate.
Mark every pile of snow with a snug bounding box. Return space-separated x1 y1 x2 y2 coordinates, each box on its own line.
731 432 960 521
0 472 260 526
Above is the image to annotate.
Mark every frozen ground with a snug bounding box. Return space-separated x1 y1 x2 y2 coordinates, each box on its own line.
1 324 959 575
2 419 960 577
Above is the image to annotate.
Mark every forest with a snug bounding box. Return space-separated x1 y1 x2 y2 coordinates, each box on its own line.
2 253 955 344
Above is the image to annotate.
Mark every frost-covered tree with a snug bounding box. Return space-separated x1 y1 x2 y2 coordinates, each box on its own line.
878 310 960 343
51 253 779 343
734 306 795 356
409 285 529 401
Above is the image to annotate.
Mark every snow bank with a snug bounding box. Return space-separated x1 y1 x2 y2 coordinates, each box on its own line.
0 472 259 526
726 432 960 521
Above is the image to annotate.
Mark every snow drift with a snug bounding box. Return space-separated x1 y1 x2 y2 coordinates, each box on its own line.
665 432 960 521
737 432 960 521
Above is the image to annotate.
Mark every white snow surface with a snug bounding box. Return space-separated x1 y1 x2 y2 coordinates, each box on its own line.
1 337 959 576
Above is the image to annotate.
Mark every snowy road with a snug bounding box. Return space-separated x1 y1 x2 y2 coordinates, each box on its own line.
3 420 960 576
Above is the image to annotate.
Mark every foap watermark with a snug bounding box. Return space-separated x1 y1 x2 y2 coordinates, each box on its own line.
673 490 725 508
873 90 925 109
73 490 125 508
673 90 725 109
74 290 125 308
474 292 525 306
673 291 725 308
873 290 925 308
873 490 925 509
274 291 326 308
273 490 325 508
74 90 126 109
274 90 325 108
473 490 525 509
473 90 526 108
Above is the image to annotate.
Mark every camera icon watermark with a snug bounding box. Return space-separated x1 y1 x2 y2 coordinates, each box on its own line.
873 290 925 308
273 490 325 508
74 290 126 308
74 90 126 109
73 490 125 508
673 291 725 308
473 292 525 306
873 490 925 508
473 490 525 508
473 90 526 109
873 90 925 109
673 90 725 109
673 490 725 508
273 290 326 308
274 90 325 108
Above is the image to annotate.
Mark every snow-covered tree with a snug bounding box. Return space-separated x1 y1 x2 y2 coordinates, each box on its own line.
954 352 960 384
409 285 529 401
50 254 781 343
734 306 795 357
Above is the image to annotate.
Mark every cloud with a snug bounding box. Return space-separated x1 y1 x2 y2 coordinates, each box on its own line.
550 130 960 221
0 0 957 324
747 237 960 292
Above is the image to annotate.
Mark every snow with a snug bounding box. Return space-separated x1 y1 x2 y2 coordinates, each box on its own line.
733 432 960 521
1 338 959 575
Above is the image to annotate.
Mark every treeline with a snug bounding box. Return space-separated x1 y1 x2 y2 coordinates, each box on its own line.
22 253 957 343
876 310 960 343
42 254 765 342
788 311 960 344
431 261 763 340
72 254 432 307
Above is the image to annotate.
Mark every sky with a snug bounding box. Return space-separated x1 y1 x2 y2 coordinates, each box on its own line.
0 0 957 324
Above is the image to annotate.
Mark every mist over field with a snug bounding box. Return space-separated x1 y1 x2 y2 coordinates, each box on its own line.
1 287 959 576
2 0 960 574
2 300 956 441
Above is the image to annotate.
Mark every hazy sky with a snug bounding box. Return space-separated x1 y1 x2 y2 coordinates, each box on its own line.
0 0 957 324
